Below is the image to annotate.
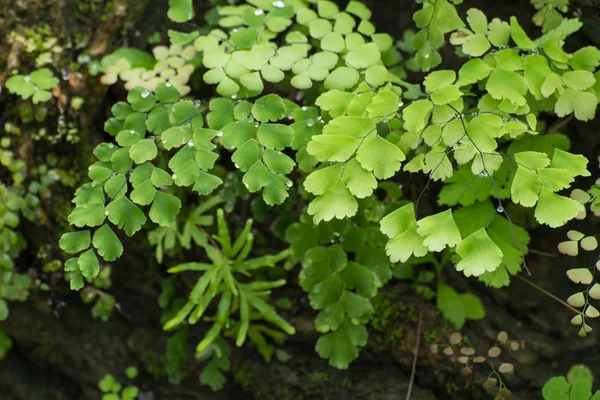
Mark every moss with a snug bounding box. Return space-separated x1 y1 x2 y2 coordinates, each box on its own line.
127 330 167 379
424 329 438 343
367 290 410 352
233 363 302 400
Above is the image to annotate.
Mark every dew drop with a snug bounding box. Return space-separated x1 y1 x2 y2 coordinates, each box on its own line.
172 174 178 179
130 130 135 134
481 171 489 177
141 89 151 98
307 119 315 126
162 139 167 144
496 205 504 213
62 70 69 81
217 131 224 137
286 180 293 187
108 144 114 148
91 183 96 187
301 106 308 111
104 210 110 216
234 163 240 168
423 52 430 59
272 1 285 8
277 151 282 155
188 140 195 147
254 122 260 127
398 102 404 107
231 93 238 99
254 8 264 15
24 75 31 82
165 82 172 87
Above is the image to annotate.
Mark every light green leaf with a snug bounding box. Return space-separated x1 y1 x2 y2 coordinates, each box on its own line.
402 100 433 132
168 0 193 22
356 134 405 179
534 188 583 228
417 210 461 252
510 16 536 49
252 94 286 122
555 88 598 121
257 124 294 150
308 180 358 223
455 228 503 277
550 149 590 177
511 167 541 207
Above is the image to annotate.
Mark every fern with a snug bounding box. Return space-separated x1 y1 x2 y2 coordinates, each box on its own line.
57 0 600 375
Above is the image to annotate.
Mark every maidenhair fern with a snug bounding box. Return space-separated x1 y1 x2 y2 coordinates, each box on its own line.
59 0 600 378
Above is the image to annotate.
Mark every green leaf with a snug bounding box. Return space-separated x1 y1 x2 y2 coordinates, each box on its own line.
92 224 123 261
510 16 536 49
155 82 181 103
424 70 456 92
324 67 359 90
562 71 596 91
129 139 158 164
150 192 182 226
366 90 399 118
356 135 405 179
431 85 463 105
315 319 367 369
78 248 100 278
59 231 91 254
106 197 147 236
466 8 488 35
308 180 358 223
488 18 510 47
511 167 541 207
243 161 269 192
342 158 377 198
550 149 590 178
455 228 503 277
257 124 294 150
130 180 157 205
263 173 290 205
403 100 433 132
534 188 583 228
168 0 194 22
252 94 286 122
220 121 255 150
416 210 461 252
555 88 598 121
68 203 106 228
569 46 600 71
127 87 156 112
524 55 551 99
30 68 59 89
437 283 466 328
460 293 485 320
542 377 569 400
462 34 491 57
232 139 261 171
486 67 527 106
345 43 381 69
